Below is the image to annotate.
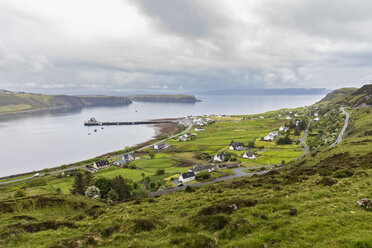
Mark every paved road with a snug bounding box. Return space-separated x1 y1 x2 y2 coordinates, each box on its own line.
329 107 349 148
0 165 89 185
148 166 275 197
297 121 311 159
0 119 193 185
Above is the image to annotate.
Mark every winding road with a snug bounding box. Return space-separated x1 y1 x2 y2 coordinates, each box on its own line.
148 166 275 197
329 107 349 148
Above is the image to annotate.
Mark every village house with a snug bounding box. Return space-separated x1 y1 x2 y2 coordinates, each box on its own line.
113 159 127 167
263 131 279 141
122 153 135 162
216 164 228 169
227 163 239 169
213 152 226 162
178 133 190 142
189 164 215 173
154 143 170 150
230 141 245 151
260 116 264 119
93 160 110 170
242 152 256 159
194 127 205 131
286 116 292 120
179 172 196 183
314 117 320 121
279 126 288 132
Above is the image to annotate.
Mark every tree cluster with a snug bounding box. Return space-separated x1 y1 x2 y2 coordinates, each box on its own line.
71 172 132 202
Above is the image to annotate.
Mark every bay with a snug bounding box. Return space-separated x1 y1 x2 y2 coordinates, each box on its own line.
0 94 324 177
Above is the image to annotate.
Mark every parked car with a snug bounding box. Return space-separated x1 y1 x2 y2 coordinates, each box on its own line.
177 183 184 187
33 173 40 177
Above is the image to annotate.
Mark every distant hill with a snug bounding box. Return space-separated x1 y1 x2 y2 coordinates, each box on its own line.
0 91 199 115
129 94 198 103
317 84 372 107
196 88 330 95
0 92 132 115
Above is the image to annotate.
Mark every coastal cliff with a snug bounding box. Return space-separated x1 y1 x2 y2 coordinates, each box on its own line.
0 92 132 114
0 90 199 115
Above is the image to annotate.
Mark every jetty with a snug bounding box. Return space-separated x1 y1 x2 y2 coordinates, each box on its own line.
84 117 176 126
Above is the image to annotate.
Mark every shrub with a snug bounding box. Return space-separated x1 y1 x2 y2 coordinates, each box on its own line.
14 190 26 198
196 171 211 181
317 177 338 186
170 233 217 248
191 214 231 231
289 208 298 216
85 186 101 199
185 186 195 193
132 218 158 232
333 169 354 178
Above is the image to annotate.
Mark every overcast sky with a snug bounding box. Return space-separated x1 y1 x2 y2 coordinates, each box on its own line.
0 0 371 94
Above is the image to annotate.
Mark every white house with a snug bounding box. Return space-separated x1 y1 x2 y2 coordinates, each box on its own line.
154 143 170 150
242 152 256 159
314 117 320 121
194 127 205 131
93 160 110 170
122 153 135 162
260 116 264 119
279 126 288 132
230 141 245 151
213 152 226 162
179 172 196 183
286 116 292 120
178 133 190 142
189 164 215 173
314 113 319 116
263 131 278 141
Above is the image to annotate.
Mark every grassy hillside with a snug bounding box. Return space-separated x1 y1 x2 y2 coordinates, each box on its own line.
316 84 372 107
0 86 371 247
0 92 132 114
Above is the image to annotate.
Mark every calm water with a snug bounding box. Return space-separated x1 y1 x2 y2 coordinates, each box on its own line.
0 94 324 176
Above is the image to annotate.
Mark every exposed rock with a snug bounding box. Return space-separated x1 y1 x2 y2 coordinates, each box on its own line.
357 198 372 209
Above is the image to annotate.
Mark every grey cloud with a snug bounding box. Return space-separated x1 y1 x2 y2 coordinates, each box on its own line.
132 0 208 37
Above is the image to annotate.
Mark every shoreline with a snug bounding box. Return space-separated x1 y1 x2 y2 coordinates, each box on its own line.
0 120 181 181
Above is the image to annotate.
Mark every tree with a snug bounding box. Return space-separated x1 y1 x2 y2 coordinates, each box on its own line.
277 135 292 145
141 173 145 182
107 189 119 202
84 171 94 187
71 172 86 195
111 175 132 201
298 120 307 130
85 186 101 199
149 150 155 159
294 127 301 136
156 169 165 175
144 177 151 190
95 177 111 199
247 140 255 148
